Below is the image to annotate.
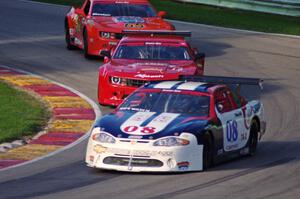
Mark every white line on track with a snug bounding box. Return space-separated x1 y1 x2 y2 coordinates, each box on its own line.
0 65 102 172
0 36 64 45
18 0 300 39
19 0 69 7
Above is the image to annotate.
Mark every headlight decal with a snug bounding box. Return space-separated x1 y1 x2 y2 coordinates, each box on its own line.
109 76 126 86
91 128 116 144
153 136 190 147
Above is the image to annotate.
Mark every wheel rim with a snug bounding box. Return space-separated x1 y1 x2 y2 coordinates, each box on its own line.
83 31 89 56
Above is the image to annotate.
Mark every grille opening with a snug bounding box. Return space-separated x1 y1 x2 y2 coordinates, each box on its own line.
126 79 148 87
115 33 124 40
103 157 163 167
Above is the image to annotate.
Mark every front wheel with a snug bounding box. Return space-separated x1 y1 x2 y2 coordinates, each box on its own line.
248 121 259 156
203 133 213 170
83 29 92 59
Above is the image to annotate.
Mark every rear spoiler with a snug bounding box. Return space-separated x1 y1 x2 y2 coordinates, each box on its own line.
179 75 264 90
122 30 192 37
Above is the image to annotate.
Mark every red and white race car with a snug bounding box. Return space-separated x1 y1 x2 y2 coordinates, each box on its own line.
65 0 174 58
98 30 206 106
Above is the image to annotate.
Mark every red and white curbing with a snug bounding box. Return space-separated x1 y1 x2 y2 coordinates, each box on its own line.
0 66 101 170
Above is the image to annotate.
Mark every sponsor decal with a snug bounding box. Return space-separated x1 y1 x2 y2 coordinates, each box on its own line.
128 135 143 139
121 112 179 135
109 42 118 46
89 155 94 162
134 74 164 79
74 38 82 45
253 103 261 113
139 68 164 72
177 161 190 170
241 132 248 141
115 1 129 4
71 14 82 33
105 148 164 157
242 106 252 130
69 28 75 35
217 149 224 155
145 42 162 45
131 62 173 67
124 23 144 29
93 144 107 153
158 151 173 156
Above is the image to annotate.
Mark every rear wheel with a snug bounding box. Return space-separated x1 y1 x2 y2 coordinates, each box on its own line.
203 133 213 170
248 121 259 156
83 29 91 59
65 21 75 50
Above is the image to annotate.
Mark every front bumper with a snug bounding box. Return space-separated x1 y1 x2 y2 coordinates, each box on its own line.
88 37 118 56
98 83 137 106
86 134 203 172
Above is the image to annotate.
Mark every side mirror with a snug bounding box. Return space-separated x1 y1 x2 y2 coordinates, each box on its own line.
195 52 205 69
195 52 205 60
192 47 198 55
100 50 111 58
157 11 167 18
100 50 111 64
216 103 224 113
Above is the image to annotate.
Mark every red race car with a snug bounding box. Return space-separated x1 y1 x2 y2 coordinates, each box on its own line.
98 30 206 106
65 0 175 58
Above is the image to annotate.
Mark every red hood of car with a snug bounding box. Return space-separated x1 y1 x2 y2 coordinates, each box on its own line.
103 59 197 79
92 16 172 32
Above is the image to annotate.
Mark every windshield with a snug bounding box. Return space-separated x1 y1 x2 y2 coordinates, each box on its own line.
119 91 210 116
113 45 192 60
92 3 156 17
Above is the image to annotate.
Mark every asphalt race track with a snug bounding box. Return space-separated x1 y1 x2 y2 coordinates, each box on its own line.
0 0 300 198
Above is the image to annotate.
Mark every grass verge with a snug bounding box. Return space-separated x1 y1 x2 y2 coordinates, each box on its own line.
32 0 300 35
0 81 50 143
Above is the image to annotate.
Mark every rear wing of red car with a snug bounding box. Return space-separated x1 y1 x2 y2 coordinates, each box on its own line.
179 75 264 90
122 30 192 37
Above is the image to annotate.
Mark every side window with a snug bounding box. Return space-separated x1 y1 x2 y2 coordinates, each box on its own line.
215 89 234 113
84 0 91 15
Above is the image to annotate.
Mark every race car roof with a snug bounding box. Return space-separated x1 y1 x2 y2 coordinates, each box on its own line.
143 81 216 93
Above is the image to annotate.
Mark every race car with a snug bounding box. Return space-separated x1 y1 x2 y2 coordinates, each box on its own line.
65 0 175 58
86 76 266 172
98 30 206 106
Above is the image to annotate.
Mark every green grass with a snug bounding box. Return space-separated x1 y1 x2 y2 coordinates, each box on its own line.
0 81 50 143
33 0 300 35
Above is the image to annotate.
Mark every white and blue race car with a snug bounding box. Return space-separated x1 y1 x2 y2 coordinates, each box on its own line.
86 76 266 172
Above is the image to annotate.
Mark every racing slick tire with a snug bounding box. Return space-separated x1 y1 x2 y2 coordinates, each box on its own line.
203 133 213 170
248 121 259 156
65 21 76 50
83 29 92 59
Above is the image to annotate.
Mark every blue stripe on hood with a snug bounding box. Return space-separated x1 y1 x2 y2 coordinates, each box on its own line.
94 111 209 139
